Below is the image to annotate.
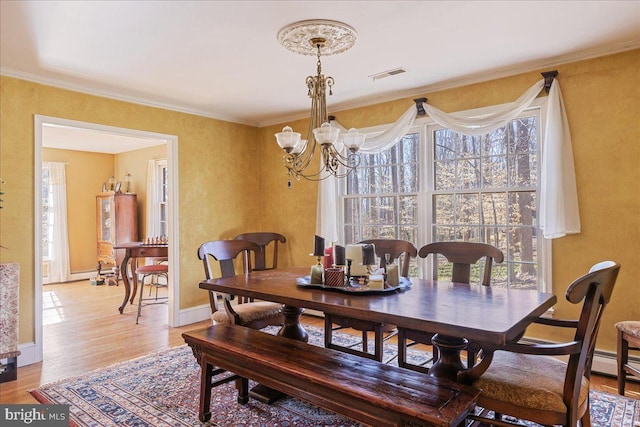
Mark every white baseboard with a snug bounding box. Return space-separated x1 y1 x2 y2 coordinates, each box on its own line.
16 341 38 367
69 271 96 281
176 304 211 327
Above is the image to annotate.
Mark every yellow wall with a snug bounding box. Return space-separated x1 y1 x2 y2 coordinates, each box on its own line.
259 50 640 352
0 76 261 344
42 148 115 273
1 49 638 354
115 144 167 238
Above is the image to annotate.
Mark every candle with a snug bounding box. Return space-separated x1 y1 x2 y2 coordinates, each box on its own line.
323 247 334 270
334 245 346 266
368 274 385 290
345 244 368 276
313 235 325 256
310 262 324 284
324 268 344 287
362 244 376 266
387 262 399 286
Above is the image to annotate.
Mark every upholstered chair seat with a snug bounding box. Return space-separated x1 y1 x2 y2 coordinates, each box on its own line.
473 351 589 416
212 301 284 325
615 320 640 395
616 320 640 338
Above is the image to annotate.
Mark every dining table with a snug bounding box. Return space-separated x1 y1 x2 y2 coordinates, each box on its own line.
199 266 557 383
114 242 168 314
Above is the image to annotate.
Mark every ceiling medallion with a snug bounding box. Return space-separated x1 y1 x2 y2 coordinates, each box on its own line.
274 19 363 182
277 19 358 56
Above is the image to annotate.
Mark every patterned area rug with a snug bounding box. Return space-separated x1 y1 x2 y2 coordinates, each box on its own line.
31 325 639 427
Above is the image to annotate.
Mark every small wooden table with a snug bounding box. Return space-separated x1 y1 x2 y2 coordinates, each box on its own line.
200 267 557 382
114 243 168 314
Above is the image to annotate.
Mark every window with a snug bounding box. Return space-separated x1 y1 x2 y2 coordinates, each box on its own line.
340 105 547 289
428 112 542 289
341 133 421 276
146 159 168 238
157 160 168 237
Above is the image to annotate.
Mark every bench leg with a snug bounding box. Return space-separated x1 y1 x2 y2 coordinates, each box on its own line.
199 360 213 422
236 377 249 404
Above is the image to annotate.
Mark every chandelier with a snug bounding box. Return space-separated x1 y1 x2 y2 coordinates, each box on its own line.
275 19 365 181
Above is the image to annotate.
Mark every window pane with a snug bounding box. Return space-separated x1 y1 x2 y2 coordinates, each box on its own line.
434 161 456 190
508 192 536 226
482 155 507 188
399 195 418 225
456 158 481 189
434 194 454 224
455 193 479 224
481 193 507 225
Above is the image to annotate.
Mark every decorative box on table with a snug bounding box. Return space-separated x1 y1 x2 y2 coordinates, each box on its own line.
0 262 20 382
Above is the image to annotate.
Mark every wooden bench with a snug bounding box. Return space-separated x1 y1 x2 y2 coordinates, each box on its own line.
183 325 480 427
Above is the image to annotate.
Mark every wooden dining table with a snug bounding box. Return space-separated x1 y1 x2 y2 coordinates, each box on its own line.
114 242 168 314
199 266 557 382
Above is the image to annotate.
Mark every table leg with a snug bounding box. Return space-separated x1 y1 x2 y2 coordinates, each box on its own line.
249 305 307 404
129 259 138 305
118 251 132 313
428 334 468 382
278 306 308 342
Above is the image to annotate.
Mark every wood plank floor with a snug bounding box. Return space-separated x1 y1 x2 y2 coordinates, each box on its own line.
1 280 638 404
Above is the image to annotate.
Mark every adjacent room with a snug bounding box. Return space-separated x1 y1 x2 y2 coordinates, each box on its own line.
1 1 638 426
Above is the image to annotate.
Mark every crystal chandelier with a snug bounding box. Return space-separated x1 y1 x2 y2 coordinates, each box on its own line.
275 19 365 181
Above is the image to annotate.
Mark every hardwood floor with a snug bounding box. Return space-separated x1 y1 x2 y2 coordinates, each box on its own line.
1 280 638 404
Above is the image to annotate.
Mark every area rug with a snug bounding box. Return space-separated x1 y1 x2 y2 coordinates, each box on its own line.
32 325 639 427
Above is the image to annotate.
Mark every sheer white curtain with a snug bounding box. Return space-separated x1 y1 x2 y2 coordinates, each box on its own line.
146 159 161 238
43 162 70 283
320 77 580 241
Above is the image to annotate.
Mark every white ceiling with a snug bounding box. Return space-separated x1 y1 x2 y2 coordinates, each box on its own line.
42 123 167 154
2 1 639 136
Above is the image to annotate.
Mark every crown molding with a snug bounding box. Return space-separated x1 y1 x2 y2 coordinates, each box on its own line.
3 39 637 129
0 67 258 127
259 39 640 127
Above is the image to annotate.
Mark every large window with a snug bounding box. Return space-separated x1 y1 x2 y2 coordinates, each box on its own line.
340 106 546 289
428 113 541 289
343 133 420 244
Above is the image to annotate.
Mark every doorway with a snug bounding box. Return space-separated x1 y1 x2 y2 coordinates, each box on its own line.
33 115 180 364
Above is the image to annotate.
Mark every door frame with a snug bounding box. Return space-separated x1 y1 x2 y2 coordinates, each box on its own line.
33 115 180 364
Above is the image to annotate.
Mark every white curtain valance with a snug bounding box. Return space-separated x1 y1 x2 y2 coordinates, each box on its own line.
318 77 580 241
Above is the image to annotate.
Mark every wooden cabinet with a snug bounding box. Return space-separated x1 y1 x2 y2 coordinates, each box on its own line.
96 192 138 280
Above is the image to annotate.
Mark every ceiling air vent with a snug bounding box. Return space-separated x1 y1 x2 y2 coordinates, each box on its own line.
369 67 407 81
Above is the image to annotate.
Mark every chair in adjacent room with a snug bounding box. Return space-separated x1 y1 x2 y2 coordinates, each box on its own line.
615 320 640 396
324 239 418 362
397 241 504 373
197 240 286 403
135 260 169 324
466 261 621 427
234 232 286 271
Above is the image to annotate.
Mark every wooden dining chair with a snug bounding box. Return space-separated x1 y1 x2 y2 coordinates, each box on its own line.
615 320 640 396
397 241 504 373
466 261 621 427
198 240 285 329
234 232 286 271
324 239 418 362
197 240 285 402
